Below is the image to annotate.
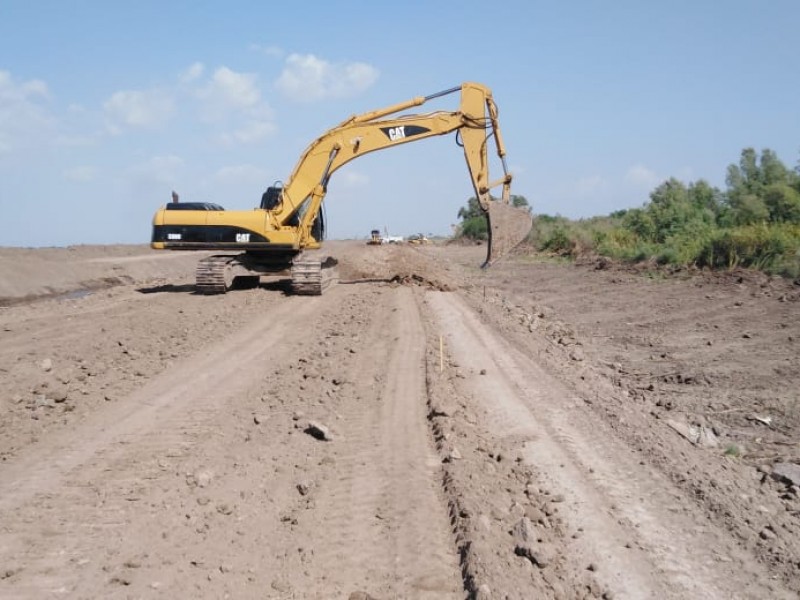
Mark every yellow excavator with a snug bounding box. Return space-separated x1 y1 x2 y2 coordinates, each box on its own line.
151 82 532 294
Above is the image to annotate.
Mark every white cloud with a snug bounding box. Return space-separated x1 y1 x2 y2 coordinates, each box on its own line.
103 89 174 131
97 65 276 146
180 62 205 83
213 164 269 184
200 67 262 114
250 43 284 58
0 71 49 101
275 54 379 103
63 165 98 182
624 164 661 188
189 66 275 145
219 120 276 145
0 70 53 153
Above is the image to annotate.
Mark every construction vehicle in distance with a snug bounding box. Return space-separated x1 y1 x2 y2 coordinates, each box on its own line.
407 233 430 245
367 229 383 245
151 82 533 295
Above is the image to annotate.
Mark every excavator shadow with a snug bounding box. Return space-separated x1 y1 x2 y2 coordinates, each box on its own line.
137 283 196 294
261 278 293 294
137 277 295 296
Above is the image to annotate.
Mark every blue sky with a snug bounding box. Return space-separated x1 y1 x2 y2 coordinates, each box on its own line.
1 1 798 247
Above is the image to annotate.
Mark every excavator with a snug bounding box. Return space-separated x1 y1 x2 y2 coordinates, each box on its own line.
150 82 532 294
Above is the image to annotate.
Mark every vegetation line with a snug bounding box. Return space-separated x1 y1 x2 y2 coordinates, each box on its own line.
456 147 800 278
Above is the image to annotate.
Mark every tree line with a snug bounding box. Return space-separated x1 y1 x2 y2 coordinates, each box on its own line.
455 148 800 277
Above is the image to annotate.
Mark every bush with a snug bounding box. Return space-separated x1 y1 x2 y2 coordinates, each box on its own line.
596 227 637 257
655 246 680 265
663 221 719 265
696 223 800 276
540 227 572 254
509 148 800 278
459 216 488 240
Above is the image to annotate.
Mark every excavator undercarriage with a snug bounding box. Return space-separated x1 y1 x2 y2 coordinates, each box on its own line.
193 252 339 295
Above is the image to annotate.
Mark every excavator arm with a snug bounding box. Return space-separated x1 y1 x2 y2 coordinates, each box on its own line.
270 82 530 264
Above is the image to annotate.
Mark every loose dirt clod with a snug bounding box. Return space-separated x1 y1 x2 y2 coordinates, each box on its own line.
304 420 333 441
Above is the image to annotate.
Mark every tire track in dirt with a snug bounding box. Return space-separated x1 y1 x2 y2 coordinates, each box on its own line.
0 292 325 597
0 283 464 599
298 285 461 598
0 292 319 508
426 291 792 600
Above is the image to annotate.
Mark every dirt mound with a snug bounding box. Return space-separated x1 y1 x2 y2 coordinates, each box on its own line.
331 241 459 291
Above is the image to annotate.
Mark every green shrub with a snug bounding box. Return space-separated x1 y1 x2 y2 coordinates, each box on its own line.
596 228 637 257
697 223 800 275
480 144 800 278
459 216 488 240
540 227 572 254
655 246 679 265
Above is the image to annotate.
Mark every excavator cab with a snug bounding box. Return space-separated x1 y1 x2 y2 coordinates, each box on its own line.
260 184 282 210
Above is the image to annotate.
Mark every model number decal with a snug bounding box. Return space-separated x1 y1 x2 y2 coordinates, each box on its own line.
236 233 250 243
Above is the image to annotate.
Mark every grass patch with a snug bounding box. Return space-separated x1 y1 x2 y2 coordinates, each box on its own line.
723 444 742 458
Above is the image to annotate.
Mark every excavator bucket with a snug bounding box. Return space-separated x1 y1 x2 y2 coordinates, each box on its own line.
483 200 534 267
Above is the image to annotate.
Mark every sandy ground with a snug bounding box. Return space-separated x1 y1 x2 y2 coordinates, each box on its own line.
0 241 798 599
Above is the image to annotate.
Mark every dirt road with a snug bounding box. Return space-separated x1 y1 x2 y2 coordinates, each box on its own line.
0 242 798 598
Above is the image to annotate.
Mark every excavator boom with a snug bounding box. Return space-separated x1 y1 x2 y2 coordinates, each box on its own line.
151 82 532 292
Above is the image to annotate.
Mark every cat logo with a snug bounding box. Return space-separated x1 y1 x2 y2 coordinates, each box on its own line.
380 125 431 142
236 233 250 243
388 126 406 141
